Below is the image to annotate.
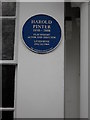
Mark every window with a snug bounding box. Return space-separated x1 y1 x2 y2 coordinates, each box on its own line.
0 1 18 119
2 2 16 16
2 19 15 60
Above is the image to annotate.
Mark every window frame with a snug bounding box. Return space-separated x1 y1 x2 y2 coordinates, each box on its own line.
0 1 19 118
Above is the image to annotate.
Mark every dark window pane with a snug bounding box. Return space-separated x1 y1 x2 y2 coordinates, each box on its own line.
2 19 15 60
1 65 15 107
0 111 2 119
0 2 2 16
0 111 14 119
2 2 16 16
0 19 2 59
0 66 2 107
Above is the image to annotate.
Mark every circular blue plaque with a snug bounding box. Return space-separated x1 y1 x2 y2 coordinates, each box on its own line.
22 14 61 54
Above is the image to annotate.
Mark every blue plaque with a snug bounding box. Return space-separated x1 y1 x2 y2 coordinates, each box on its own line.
22 14 61 54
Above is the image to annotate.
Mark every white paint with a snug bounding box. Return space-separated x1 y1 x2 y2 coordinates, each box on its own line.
3 0 90 2
80 2 88 118
15 3 64 118
88 2 90 119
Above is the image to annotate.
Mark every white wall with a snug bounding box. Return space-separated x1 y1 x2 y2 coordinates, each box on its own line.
15 2 64 118
80 2 88 118
88 2 90 119
17 0 89 2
